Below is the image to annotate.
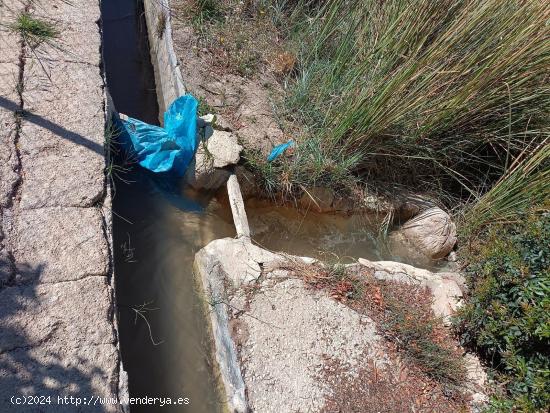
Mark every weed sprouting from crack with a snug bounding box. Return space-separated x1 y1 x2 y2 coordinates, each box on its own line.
104 119 137 195
6 11 63 82
9 12 58 48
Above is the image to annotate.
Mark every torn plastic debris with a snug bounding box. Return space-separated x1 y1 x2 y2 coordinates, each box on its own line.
267 140 294 162
118 94 199 176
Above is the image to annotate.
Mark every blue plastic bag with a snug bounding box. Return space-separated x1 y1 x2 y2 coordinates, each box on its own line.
119 94 199 176
267 140 294 162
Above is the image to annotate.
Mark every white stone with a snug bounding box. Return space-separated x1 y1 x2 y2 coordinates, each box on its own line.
186 129 242 190
400 207 457 259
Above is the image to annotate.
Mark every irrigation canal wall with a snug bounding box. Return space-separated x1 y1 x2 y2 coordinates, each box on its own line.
0 0 126 411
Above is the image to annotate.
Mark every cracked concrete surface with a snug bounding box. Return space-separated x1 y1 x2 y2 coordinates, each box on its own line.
195 238 389 412
196 238 487 412
0 0 122 411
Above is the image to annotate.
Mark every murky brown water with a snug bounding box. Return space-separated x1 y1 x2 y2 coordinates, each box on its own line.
112 171 233 413
102 0 231 410
211 199 446 271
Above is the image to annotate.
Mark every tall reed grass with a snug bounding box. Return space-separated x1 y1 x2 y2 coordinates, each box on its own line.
462 137 549 234
272 0 549 204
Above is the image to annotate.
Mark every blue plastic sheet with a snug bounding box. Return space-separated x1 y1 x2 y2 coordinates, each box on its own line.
267 140 294 162
119 94 199 176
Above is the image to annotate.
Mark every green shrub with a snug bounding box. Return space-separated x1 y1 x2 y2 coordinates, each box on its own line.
455 212 550 412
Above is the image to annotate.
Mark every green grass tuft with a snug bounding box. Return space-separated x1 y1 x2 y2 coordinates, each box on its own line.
461 139 550 236
10 12 59 47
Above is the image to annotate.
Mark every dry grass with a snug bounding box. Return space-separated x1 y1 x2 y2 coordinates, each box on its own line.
171 0 290 77
320 353 468 413
279 259 469 410
284 259 468 388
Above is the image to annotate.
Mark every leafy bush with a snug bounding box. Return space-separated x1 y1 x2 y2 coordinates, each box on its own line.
455 212 550 412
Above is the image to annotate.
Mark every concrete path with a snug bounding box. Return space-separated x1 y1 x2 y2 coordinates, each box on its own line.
0 1 123 411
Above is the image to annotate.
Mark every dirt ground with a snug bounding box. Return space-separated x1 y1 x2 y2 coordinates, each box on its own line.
195 238 484 413
171 1 291 156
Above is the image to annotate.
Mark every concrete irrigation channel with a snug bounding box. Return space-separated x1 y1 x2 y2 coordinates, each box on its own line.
0 1 487 412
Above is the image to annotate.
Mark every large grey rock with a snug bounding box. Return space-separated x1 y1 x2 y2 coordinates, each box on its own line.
13 207 108 284
186 129 242 190
400 207 457 259
204 129 242 168
197 237 278 287
0 277 115 352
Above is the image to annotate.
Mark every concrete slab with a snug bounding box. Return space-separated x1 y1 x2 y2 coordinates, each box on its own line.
195 238 389 412
28 22 102 66
0 343 120 412
240 278 386 413
0 62 20 98
0 247 13 286
0 113 19 208
28 0 101 25
19 58 103 156
13 207 108 284
0 1 125 410
19 149 104 209
196 238 486 412
0 277 115 352
0 0 27 26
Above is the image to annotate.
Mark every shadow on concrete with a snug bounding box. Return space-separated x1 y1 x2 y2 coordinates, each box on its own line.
0 95 104 155
0 257 113 412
